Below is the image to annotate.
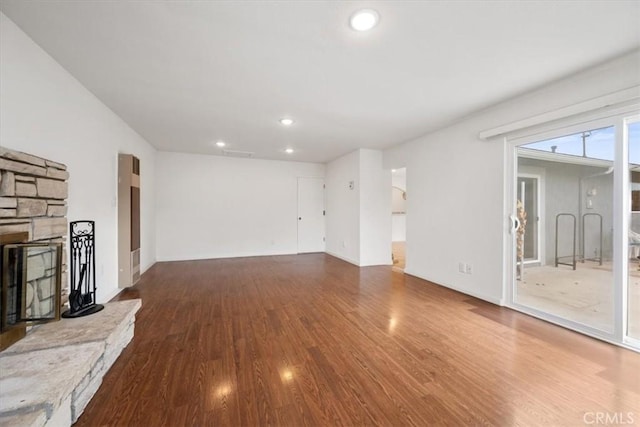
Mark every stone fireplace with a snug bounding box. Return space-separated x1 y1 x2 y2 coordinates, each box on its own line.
0 146 142 426
1 232 63 344
0 147 68 350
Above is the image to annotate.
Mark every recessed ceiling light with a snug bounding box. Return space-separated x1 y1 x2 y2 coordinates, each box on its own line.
391 169 397 173
285 148 294 154
215 141 226 147
350 9 379 31
280 118 294 126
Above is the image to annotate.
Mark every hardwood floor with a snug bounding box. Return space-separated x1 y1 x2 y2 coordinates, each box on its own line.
75 254 640 426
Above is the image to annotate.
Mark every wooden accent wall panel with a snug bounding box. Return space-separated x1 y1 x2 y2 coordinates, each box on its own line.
118 154 141 288
130 187 140 251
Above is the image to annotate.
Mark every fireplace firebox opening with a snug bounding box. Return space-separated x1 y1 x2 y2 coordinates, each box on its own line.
0 231 63 351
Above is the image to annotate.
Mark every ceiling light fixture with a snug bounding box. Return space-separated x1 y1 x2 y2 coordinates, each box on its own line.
280 118 294 126
215 141 226 147
350 9 379 31
285 148 294 154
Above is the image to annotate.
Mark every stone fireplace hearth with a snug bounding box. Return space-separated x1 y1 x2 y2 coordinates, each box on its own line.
0 299 141 426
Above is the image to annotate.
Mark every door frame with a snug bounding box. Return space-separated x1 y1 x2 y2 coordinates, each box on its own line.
623 114 640 349
504 108 640 351
516 170 545 266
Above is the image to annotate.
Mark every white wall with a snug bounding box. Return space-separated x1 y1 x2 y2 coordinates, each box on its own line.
155 151 324 261
384 50 640 305
0 13 157 302
359 150 392 266
325 149 391 266
392 215 406 242
392 169 406 190
325 150 361 264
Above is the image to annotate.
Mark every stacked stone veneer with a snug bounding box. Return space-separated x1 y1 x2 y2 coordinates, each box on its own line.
0 146 69 312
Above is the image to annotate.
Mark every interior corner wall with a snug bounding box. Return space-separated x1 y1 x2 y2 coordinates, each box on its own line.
323 150 361 264
325 149 391 267
359 149 392 266
383 50 640 305
0 12 157 303
154 151 325 261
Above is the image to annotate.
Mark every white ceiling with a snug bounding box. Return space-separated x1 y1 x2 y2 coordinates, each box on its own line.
1 1 639 163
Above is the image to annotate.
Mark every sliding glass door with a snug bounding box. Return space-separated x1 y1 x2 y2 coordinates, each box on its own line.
508 112 639 350
514 126 615 333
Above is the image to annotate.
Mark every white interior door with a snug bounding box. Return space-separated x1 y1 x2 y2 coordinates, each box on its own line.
297 177 325 253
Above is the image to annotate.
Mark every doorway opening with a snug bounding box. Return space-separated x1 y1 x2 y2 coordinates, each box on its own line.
392 168 407 271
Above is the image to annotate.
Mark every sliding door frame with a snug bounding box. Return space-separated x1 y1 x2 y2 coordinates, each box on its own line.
504 106 639 351
624 114 640 348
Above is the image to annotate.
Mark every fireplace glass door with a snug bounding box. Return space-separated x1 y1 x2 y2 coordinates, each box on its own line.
1 243 63 331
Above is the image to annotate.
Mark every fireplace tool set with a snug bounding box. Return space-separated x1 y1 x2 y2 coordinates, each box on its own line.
62 220 104 318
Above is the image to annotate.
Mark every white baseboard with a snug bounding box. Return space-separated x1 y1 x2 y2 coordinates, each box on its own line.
403 268 504 306
140 260 155 275
324 250 360 266
101 286 123 303
156 250 298 263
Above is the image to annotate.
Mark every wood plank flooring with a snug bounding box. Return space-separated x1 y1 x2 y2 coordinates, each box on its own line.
75 254 640 426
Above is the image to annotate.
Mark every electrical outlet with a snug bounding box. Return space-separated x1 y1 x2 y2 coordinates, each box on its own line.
466 264 473 275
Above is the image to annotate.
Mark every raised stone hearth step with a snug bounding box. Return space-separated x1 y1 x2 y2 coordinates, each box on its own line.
0 299 141 427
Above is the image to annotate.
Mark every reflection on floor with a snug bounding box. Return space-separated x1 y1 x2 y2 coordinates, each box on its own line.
517 261 640 337
392 241 405 270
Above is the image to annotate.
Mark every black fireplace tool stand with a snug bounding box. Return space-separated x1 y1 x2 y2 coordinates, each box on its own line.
62 220 104 318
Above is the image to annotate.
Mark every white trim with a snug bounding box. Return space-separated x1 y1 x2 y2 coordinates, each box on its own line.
503 136 516 307
324 250 360 266
508 115 621 146
140 261 155 276
404 269 505 306
625 336 640 350
100 287 124 304
100 261 155 303
480 86 640 140
613 117 627 342
624 115 640 346
156 250 301 262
